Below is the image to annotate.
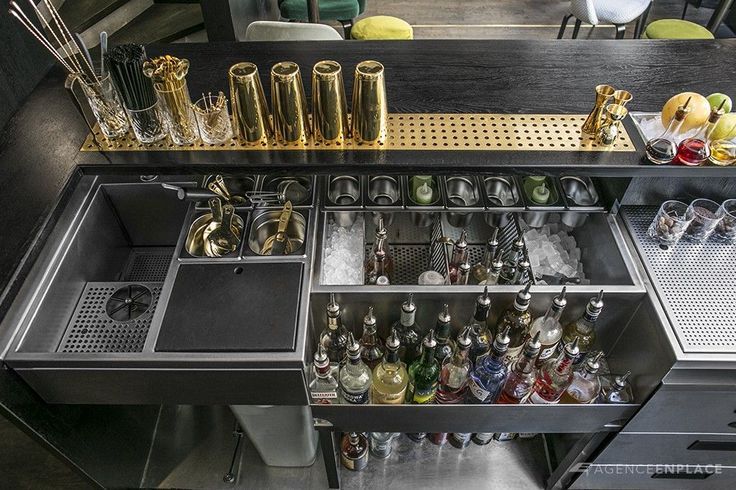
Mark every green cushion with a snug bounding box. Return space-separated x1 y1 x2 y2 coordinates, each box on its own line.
351 16 413 40
644 19 714 39
279 0 360 21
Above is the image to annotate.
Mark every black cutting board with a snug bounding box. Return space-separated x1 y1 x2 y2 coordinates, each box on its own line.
156 262 302 352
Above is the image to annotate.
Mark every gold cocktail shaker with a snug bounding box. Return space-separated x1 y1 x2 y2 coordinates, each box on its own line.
229 62 272 145
351 60 388 145
271 61 311 144
312 60 349 144
582 84 615 135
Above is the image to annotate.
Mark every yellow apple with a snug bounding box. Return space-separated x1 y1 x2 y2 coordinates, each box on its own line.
661 92 711 132
711 112 736 140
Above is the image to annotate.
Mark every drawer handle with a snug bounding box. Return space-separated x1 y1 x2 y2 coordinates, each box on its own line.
688 440 736 452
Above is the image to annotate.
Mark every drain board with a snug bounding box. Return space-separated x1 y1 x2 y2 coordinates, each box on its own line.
120 247 174 282
57 282 162 353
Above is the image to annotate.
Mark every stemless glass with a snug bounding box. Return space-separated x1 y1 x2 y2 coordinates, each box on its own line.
647 200 693 246
684 198 722 242
155 79 199 145
714 199 736 243
193 92 233 144
126 101 167 144
78 74 129 139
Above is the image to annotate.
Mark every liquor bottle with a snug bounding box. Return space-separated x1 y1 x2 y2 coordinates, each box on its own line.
467 286 493 363
471 229 500 284
709 138 736 166
309 344 339 404
340 432 368 471
448 230 468 284
498 237 525 285
364 217 394 284
406 331 440 404
677 99 726 166
371 328 408 405
391 293 423 365
645 98 691 165
599 371 633 404
431 327 473 446
561 290 604 364
433 304 456 364
496 283 533 361
529 337 579 404
479 248 504 286
370 432 395 459
498 331 541 404
472 432 494 446
466 326 511 404
517 252 531 285
339 332 372 404
528 287 567 368
359 306 384 370
456 259 471 285
319 293 348 365
449 432 473 449
561 352 603 404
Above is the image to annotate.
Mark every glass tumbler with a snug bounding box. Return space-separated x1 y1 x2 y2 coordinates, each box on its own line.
647 200 693 246
125 101 167 144
714 199 736 243
155 80 199 145
193 92 233 144
684 198 722 242
78 74 129 139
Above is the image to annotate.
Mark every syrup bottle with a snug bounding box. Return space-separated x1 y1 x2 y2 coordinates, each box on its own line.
677 99 727 166
645 97 691 165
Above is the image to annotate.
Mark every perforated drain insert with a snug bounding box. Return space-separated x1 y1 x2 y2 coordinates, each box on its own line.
58 282 161 353
623 206 736 354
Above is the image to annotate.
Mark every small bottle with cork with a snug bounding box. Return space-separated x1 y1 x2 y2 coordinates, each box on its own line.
645 97 691 165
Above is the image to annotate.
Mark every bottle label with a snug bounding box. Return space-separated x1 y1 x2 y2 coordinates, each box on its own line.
529 391 559 404
467 378 490 403
495 432 517 441
372 387 406 404
538 344 558 361
451 432 472 444
341 452 368 471
473 432 493 444
311 391 338 404
341 388 370 404
412 385 437 404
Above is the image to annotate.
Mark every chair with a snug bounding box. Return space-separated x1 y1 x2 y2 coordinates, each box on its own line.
642 18 715 38
681 0 722 19
558 0 653 39
351 16 414 40
278 0 366 38
244 21 343 41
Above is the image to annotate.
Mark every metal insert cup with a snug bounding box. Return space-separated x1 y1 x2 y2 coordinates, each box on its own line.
351 60 388 145
229 62 273 145
271 61 311 144
312 60 349 145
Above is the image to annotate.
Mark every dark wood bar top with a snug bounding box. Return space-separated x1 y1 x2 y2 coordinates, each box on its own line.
1 39 736 307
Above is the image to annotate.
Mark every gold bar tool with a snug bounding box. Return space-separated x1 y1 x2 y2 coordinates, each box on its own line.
229 62 272 145
351 60 388 145
581 84 615 135
312 60 349 144
271 61 311 144
596 103 628 146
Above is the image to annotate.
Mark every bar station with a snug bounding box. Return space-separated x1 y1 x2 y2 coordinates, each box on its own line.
1 4 736 489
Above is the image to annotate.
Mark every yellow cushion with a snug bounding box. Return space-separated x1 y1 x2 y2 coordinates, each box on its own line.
352 15 413 40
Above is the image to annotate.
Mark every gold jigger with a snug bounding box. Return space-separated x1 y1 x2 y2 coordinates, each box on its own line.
613 89 633 107
582 84 615 135
351 60 388 145
312 60 349 144
596 103 628 146
271 61 311 144
229 62 272 145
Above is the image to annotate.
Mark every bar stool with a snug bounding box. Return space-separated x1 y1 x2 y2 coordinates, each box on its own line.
558 0 653 39
351 15 414 40
278 0 366 38
642 19 715 38
244 21 343 41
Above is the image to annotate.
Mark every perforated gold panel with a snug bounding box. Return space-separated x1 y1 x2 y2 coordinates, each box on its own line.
80 113 635 152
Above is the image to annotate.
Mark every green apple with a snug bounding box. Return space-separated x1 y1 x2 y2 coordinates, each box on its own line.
707 93 732 113
711 112 736 140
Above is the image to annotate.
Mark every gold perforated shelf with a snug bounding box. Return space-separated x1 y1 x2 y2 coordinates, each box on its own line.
81 113 635 152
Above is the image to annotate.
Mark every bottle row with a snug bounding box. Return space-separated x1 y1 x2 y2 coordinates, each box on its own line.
310 288 633 407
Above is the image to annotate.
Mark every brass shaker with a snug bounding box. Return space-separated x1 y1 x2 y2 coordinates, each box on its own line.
596 103 628 146
582 84 615 135
312 60 349 144
351 60 388 145
271 61 311 144
229 62 272 145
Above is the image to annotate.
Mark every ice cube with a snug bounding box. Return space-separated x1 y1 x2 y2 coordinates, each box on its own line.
549 234 561 243
529 254 541 268
548 223 560 234
569 248 581 261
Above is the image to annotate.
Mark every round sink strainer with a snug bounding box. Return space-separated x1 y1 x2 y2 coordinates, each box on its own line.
105 284 152 322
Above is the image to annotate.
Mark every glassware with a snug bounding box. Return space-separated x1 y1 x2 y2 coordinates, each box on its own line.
561 352 603 404
645 98 691 165
436 326 473 405
371 329 408 404
480 248 504 286
125 101 167 144
78 74 129 139
599 371 633 404
312 60 349 144
528 287 567 368
309 345 339 404
351 60 388 145
370 432 396 459
496 283 533 361
498 237 525 285
229 62 272 145
467 287 493 363
529 338 579 404
341 432 368 471
364 217 394 285
193 92 233 144
433 305 456 364
684 198 722 242
391 293 423 365
271 61 310 144
319 293 348 365
339 332 372 404
466 326 511 404
359 306 384 370
498 332 541 404
708 139 736 166
714 199 736 243
677 101 726 166
471 229 500 284
581 84 615 135
647 200 693 246
561 291 604 364
406 331 440 404
154 79 199 145
447 230 468 284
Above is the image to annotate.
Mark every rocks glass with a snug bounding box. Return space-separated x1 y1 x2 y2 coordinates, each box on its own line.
193 92 233 144
648 200 693 246
684 198 722 242
714 199 736 243
126 101 167 144
78 74 129 139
